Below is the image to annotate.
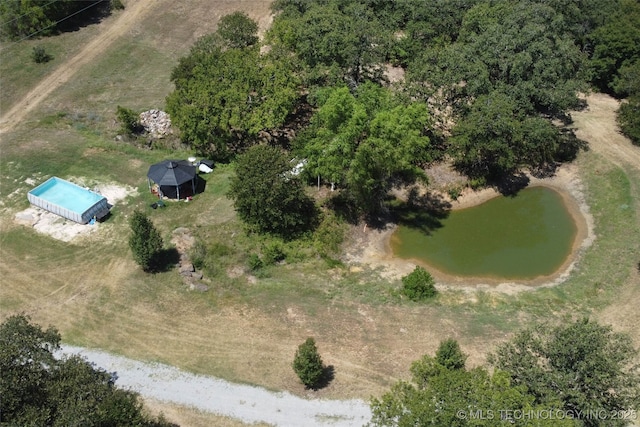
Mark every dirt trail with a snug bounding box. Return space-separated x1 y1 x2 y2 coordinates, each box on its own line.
0 0 157 135
572 93 640 169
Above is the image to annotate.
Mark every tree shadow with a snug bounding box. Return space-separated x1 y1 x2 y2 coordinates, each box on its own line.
325 191 360 225
491 171 530 196
555 128 589 162
390 187 451 235
151 247 181 273
54 2 113 35
529 162 559 179
311 365 335 390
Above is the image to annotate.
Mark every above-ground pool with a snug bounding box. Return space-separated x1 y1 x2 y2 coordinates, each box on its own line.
27 177 110 224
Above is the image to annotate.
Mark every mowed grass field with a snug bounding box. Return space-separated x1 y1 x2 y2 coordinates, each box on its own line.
1 0 639 424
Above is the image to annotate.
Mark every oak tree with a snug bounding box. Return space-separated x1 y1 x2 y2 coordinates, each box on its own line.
490 318 640 426
228 144 317 238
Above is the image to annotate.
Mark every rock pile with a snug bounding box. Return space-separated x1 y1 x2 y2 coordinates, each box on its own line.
171 227 209 292
139 110 172 138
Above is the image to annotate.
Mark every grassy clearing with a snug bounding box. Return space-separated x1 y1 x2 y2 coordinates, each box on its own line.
2 139 637 401
2 102 639 401
0 22 105 113
1 1 639 419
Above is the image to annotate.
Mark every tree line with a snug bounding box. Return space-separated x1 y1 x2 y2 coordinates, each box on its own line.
164 0 639 231
370 318 640 427
0 0 116 41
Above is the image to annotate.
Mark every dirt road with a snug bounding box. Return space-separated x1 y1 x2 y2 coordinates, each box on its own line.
572 93 640 169
0 0 157 135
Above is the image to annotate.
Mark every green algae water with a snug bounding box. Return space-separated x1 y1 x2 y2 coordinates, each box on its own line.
390 187 578 279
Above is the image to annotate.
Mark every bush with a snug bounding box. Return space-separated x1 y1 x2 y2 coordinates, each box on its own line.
110 0 125 10
435 339 467 370
190 241 207 270
247 253 263 271
116 105 142 135
262 241 286 265
32 46 52 63
312 212 346 257
401 266 437 301
292 337 324 388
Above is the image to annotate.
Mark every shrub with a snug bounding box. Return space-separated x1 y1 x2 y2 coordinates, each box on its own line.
190 241 207 270
312 212 346 257
447 187 462 201
32 46 52 63
247 253 263 271
110 0 125 10
209 242 231 257
262 241 286 265
435 339 467 370
116 105 142 135
401 266 437 301
292 337 324 388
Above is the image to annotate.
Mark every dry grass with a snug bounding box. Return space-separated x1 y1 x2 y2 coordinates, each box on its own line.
1 2 639 425
142 398 273 427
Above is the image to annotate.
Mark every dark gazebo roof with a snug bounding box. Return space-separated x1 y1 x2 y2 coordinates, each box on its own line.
147 160 196 186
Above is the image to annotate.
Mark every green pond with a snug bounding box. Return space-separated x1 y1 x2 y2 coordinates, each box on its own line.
390 186 578 279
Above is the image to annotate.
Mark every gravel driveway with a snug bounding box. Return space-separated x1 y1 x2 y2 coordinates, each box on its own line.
60 346 372 427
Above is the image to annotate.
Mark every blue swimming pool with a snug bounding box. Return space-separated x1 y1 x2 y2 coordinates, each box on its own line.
28 177 110 224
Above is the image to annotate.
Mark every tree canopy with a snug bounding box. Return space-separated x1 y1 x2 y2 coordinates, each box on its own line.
167 0 639 224
490 318 640 426
269 0 389 86
403 0 590 179
228 144 318 238
166 15 300 160
216 11 259 49
299 83 432 214
370 340 576 427
0 314 172 426
588 0 640 95
0 0 108 40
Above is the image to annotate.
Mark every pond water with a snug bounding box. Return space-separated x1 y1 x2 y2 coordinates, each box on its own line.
390 186 578 280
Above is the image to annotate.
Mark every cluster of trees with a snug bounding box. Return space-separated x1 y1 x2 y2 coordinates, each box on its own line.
370 318 640 426
166 1 639 226
0 315 174 426
0 0 111 41
166 12 301 161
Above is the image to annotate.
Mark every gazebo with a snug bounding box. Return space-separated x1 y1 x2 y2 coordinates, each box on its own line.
147 160 196 200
